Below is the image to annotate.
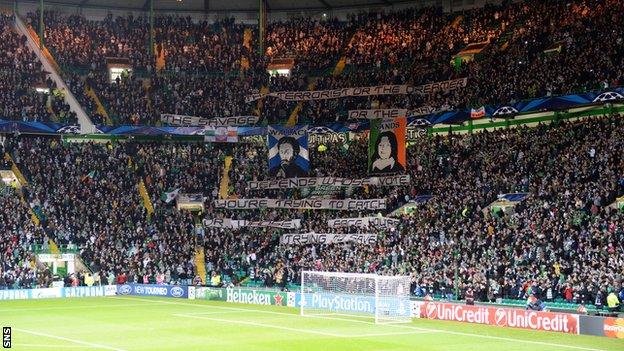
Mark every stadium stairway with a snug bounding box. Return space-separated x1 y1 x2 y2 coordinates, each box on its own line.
46 102 59 123
219 156 233 199
332 57 346 76
4 153 63 253
254 86 269 116
138 179 155 219
48 239 61 255
241 28 253 71
4 153 28 187
155 43 166 72
451 15 463 28
85 85 113 125
3 153 42 226
286 79 317 126
194 246 207 284
243 28 253 51
15 15 96 133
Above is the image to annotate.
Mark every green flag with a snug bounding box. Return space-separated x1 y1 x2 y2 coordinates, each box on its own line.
340 132 351 153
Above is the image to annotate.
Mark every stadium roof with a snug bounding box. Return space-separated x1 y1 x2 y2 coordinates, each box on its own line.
24 0 417 12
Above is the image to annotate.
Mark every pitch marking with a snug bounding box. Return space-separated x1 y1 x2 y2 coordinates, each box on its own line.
14 328 127 351
111 296 611 351
173 313 429 338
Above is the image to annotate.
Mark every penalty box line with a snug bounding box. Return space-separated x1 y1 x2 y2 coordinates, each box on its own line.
173 313 430 338
19 343 90 349
0 301 166 313
177 310 255 316
111 296 611 351
14 328 127 351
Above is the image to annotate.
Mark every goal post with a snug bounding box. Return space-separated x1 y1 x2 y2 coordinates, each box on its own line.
300 271 412 324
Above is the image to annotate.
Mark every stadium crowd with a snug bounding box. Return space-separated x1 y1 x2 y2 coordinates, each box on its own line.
3 111 621 309
299 0 624 123
0 13 76 124
0 0 622 312
0 184 42 290
2 137 199 288
14 0 621 126
206 114 624 307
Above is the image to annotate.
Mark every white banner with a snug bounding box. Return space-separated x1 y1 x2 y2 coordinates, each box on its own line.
411 78 468 95
246 78 467 103
37 253 76 262
327 217 400 229
348 107 442 120
214 198 386 211
348 109 408 120
203 218 302 229
280 233 377 245
247 175 410 190
161 114 259 127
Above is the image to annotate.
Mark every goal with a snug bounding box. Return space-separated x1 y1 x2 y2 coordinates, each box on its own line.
300 271 412 324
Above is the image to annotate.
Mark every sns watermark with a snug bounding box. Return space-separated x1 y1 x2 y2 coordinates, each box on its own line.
2 327 10 349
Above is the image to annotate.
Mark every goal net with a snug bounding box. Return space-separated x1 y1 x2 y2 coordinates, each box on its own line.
300 271 412 324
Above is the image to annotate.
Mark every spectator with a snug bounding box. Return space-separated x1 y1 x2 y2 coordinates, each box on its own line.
607 289 621 313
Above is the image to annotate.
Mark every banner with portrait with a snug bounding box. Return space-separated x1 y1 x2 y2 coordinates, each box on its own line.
368 118 407 174
268 125 309 178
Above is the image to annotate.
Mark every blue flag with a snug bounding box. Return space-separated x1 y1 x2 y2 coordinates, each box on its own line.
268 125 309 178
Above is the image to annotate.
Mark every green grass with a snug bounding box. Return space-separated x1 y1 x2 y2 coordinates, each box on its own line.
0 296 622 350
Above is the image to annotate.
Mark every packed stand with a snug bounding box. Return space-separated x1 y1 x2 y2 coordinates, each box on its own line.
0 14 75 123
265 17 353 72
204 114 624 307
268 0 624 124
0 184 46 290
29 12 151 72
156 17 247 73
6 137 198 287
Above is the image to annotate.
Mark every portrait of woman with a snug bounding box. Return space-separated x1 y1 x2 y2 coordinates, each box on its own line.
369 131 405 174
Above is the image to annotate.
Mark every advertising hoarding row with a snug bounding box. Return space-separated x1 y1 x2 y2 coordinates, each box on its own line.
1 284 619 339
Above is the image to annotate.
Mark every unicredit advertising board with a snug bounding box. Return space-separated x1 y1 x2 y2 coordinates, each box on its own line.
116 284 189 298
414 301 579 334
602 317 624 339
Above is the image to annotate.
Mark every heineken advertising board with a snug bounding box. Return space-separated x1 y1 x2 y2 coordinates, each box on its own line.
195 287 296 307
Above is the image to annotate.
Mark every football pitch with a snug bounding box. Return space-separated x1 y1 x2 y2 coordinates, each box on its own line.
0 296 622 351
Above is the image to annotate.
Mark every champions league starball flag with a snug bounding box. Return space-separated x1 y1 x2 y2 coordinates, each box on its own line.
368 118 406 175
268 125 309 178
